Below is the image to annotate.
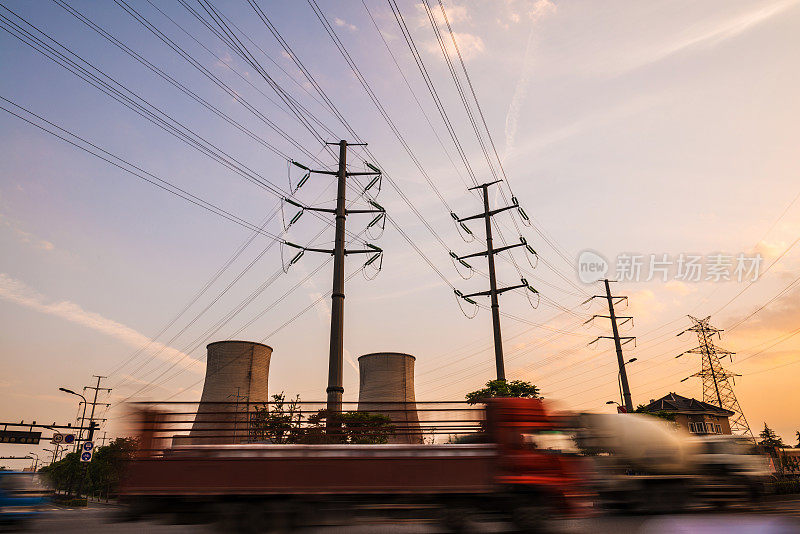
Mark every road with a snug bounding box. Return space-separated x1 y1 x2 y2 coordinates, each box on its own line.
20 496 800 533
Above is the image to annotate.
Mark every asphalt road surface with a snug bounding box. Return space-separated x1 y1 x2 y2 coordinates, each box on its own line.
18 496 800 533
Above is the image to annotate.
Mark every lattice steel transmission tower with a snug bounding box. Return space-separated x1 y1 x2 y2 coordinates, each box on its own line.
677 315 754 439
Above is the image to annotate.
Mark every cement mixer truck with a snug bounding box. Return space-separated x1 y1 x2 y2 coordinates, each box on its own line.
573 413 772 512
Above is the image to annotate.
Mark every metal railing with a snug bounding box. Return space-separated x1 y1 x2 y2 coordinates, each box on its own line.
126 400 485 453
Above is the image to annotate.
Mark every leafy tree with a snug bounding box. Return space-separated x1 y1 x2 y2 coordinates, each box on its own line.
796 430 800 448
304 410 395 444
85 437 138 496
39 438 138 498
758 423 785 448
250 392 304 444
465 379 541 405
633 404 677 422
249 393 395 445
38 451 81 493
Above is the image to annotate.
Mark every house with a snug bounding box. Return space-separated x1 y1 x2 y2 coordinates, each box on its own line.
641 392 734 435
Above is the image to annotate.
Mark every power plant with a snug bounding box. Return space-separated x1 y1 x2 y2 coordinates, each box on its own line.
357 352 423 444
186 340 272 444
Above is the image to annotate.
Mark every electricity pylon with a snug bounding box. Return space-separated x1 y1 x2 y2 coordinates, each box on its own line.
677 315 754 440
453 180 538 380
585 279 636 413
283 140 384 425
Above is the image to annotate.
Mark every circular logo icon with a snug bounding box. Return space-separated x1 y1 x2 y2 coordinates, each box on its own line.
577 249 609 284
63 434 75 444
52 433 64 444
81 451 92 462
82 441 94 452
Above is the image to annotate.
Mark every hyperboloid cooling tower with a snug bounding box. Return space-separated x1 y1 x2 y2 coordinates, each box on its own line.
357 352 423 444
188 340 272 444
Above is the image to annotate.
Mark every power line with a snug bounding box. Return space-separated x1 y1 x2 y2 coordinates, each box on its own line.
0 96 281 240
426 0 584 280
0 5 325 210
52 0 291 160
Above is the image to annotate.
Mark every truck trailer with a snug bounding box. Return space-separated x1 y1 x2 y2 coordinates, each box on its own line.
119 398 589 531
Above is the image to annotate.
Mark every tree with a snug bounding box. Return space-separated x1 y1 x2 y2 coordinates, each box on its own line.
85 437 138 497
249 393 395 445
39 437 138 498
633 404 676 422
304 410 395 444
250 392 304 444
38 451 82 493
465 379 541 405
796 430 800 448
758 423 785 448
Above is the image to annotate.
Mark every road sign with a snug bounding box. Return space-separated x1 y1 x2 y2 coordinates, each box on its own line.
63 434 75 444
80 451 92 463
82 441 94 452
0 430 41 444
51 433 64 444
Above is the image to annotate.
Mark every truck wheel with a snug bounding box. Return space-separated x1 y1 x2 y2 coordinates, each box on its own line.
265 500 300 533
511 504 548 533
214 503 251 532
439 506 472 533
240 503 270 533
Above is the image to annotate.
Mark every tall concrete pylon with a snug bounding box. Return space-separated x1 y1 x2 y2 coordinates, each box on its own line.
357 352 423 444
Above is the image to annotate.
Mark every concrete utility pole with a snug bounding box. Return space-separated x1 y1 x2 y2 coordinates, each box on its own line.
585 279 635 413
83 375 111 442
605 279 634 413
84 376 111 427
454 180 538 380
282 141 384 427
327 140 349 416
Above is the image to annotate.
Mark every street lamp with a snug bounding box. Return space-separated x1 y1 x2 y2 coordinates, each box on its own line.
618 358 638 407
43 447 61 465
28 451 39 471
59 387 87 450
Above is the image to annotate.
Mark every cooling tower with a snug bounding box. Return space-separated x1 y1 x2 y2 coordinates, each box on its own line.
357 352 423 444
188 340 272 444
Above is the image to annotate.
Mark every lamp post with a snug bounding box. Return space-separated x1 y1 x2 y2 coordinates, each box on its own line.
43 447 61 465
27 451 39 471
617 357 638 408
59 387 87 451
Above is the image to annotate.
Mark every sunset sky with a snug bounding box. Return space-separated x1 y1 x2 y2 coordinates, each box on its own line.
2 0 799 463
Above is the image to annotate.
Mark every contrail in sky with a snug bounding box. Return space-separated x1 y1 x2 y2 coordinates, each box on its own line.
0 273 203 373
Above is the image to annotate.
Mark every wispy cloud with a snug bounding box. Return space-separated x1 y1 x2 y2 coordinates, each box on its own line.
1 213 54 251
503 0 556 159
415 1 470 27
424 31 485 60
333 16 357 32
415 1 484 60
506 91 669 161
612 0 799 74
0 274 203 374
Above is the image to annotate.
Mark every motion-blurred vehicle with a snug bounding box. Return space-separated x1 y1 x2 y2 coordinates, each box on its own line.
119 398 589 531
573 413 772 512
690 434 774 503
0 471 50 528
